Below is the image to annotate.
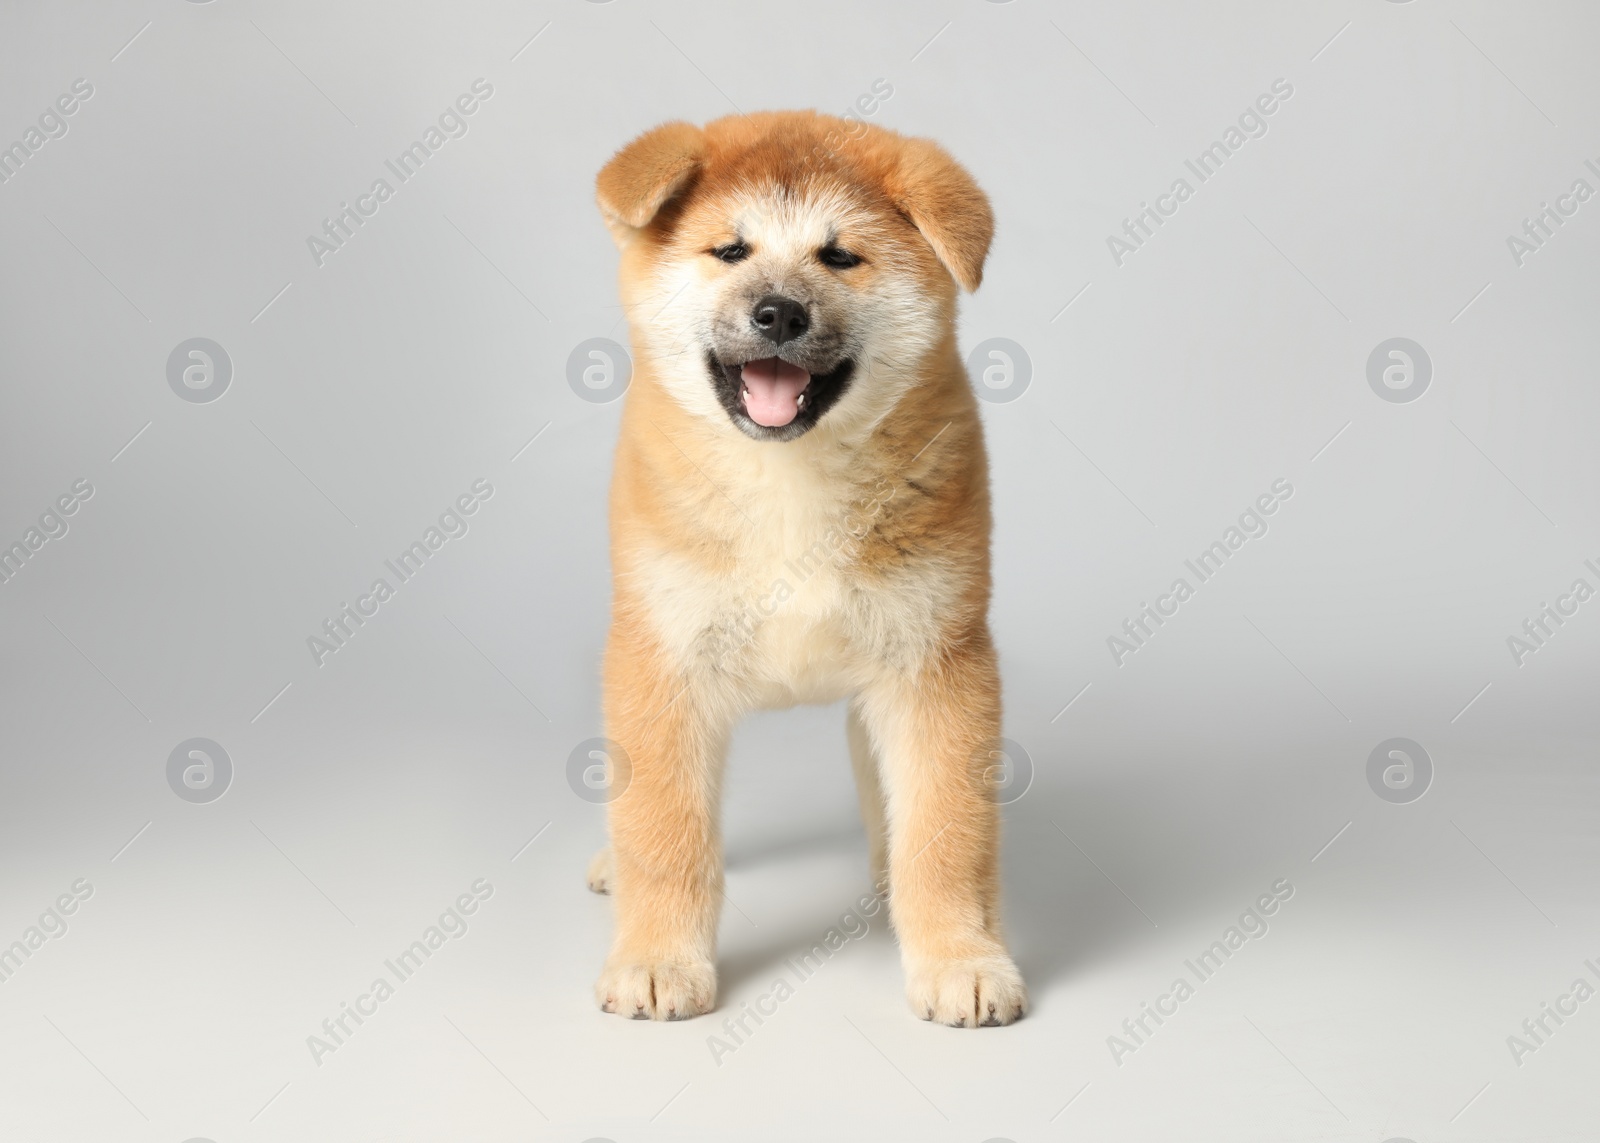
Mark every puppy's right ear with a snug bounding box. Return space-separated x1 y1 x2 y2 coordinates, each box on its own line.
595 121 704 239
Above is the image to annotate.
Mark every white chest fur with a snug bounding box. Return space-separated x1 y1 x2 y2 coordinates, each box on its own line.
626 441 955 707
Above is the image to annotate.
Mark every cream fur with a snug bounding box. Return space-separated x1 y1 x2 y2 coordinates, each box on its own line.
589 111 1025 1027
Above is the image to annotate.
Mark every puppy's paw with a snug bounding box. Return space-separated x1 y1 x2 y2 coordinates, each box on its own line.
596 958 716 1021
906 953 1028 1027
586 847 612 894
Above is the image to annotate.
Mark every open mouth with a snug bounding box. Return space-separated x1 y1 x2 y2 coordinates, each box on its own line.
708 354 855 441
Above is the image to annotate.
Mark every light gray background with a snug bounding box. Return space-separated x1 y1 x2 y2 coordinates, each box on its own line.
2 1 1597 1141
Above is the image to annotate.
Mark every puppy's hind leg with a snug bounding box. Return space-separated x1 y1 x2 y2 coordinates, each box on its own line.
847 699 889 895
586 847 612 894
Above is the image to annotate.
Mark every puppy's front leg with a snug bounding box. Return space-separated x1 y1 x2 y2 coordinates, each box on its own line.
862 637 1027 1027
595 633 725 1020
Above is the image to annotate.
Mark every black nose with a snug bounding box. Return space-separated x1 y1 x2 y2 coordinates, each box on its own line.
751 295 809 345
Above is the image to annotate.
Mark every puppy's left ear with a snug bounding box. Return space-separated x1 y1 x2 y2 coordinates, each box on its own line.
596 121 705 237
887 137 994 292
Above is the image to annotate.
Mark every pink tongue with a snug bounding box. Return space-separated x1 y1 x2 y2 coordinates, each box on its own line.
740 357 811 427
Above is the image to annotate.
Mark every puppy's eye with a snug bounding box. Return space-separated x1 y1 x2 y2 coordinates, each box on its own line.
711 243 749 263
818 245 861 269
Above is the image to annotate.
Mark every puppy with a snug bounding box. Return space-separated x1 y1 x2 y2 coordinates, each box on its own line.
587 111 1025 1027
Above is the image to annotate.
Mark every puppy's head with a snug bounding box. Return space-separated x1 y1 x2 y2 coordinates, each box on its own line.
596 112 992 442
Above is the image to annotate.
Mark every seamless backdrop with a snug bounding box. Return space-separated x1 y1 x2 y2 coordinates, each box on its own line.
1 1 1597 1141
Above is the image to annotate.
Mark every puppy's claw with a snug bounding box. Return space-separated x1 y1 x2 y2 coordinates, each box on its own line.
586 847 613 894
907 954 1028 1028
595 959 716 1021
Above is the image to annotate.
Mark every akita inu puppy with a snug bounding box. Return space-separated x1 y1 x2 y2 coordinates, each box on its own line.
587 110 1026 1026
